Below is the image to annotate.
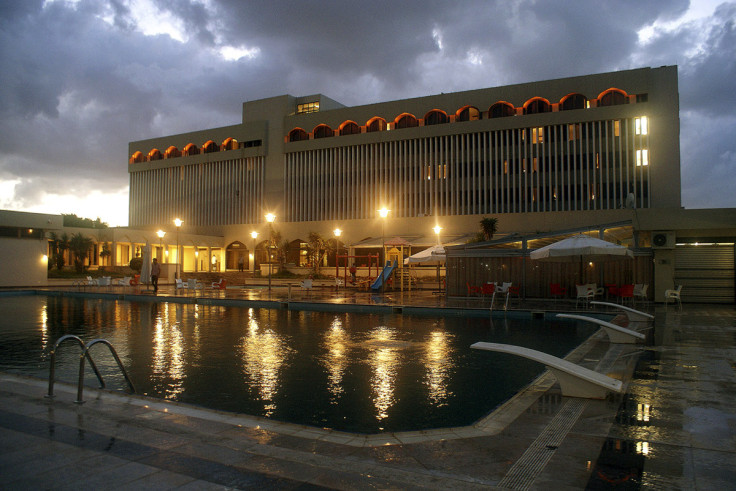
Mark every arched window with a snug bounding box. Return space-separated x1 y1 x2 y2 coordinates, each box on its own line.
313 125 334 139
523 97 551 115
560 93 587 111
148 149 162 161
395 113 419 129
489 101 515 118
366 117 387 132
424 109 449 125
288 128 308 142
183 143 199 156
456 105 480 122
598 88 628 106
225 241 247 270
221 138 238 150
129 151 144 164
164 146 181 159
339 121 360 135
202 140 219 153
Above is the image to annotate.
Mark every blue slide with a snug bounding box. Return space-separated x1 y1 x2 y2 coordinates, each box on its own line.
371 260 397 291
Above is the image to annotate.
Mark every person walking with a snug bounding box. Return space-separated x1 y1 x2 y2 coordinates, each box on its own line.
151 257 161 293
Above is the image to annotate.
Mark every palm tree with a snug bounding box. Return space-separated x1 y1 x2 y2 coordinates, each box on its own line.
480 217 499 241
69 233 94 272
48 232 69 270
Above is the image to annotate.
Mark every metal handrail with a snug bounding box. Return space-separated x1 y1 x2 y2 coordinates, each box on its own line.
47 335 105 398
47 335 136 404
77 339 136 403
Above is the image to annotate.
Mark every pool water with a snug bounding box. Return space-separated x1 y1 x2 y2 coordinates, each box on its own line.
0 295 596 433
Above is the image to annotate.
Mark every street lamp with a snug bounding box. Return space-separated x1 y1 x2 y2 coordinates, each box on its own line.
378 208 389 293
250 231 258 277
174 218 182 279
433 225 441 244
156 230 165 261
265 213 276 291
334 228 342 286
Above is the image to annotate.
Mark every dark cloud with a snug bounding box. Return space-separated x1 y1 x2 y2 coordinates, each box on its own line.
0 0 734 218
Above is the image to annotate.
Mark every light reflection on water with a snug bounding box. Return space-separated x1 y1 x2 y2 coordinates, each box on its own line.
0 295 596 433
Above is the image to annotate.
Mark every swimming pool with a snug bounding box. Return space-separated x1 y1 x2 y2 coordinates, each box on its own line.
0 294 596 433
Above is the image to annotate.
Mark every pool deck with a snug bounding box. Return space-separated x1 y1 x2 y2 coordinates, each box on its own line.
1 284 735 489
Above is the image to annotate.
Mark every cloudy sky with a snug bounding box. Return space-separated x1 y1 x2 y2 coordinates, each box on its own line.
1 0 735 226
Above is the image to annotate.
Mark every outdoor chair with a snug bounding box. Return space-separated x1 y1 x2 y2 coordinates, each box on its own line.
187 278 204 289
550 283 567 300
665 285 682 310
466 282 482 296
633 284 649 304
175 278 186 289
300 279 313 290
617 284 635 304
115 276 132 287
335 277 344 288
210 279 227 290
575 284 595 308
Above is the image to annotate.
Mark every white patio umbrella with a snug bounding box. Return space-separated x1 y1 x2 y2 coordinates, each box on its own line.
403 244 446 265
404 244 446 292
530 234 633 281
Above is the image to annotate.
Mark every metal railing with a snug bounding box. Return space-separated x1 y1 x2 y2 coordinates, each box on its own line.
47 334 136 403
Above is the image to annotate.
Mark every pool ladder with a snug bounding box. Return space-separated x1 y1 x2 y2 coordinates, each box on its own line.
47 334 136 404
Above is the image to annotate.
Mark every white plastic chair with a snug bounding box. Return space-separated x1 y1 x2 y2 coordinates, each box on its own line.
300 279 313 290
175 278 186 289
633 284 648 304
575 284 595 308
665 285 682 310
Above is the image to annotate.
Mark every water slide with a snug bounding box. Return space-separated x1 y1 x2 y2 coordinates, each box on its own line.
371 260 397 291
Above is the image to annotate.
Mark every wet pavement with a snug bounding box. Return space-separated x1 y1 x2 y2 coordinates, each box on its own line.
1 284 735 489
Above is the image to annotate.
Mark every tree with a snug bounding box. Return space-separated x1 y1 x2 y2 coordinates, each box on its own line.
68 233 94 272
48 232 69 270
99 242 111 271
62 214 108 229
276 238 290 267
306 232 333 275
480 217 498 241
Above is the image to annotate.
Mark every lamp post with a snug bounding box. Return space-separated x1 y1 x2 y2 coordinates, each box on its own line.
156 230 166 262
334 228 342 287
250 231 258 278
378 208 389 294
174 218 182 279
265 213 275 291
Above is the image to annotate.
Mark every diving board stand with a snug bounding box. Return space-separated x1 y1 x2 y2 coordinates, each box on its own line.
557 314 646 344
590 301 654 323
471 342 622 399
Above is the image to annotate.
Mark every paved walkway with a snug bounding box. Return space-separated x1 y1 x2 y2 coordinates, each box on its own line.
1 289 735 489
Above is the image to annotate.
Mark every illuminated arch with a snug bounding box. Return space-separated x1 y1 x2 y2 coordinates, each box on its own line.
560 93 587 111
129 151 144 164
313 124 334 139
183 143 199 156
339 121 361 135
202 140 219 153
394 113 419 129
221 138 238 150
523 97 551 115
489 101 515 118
288 128 308 142
456 105 480 122
424 109 449 125
148 149 162 161
598 88 628 106
366 117 387 132
164 146 181 159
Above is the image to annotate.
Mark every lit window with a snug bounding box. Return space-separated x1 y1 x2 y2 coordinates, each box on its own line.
614 120 620 137
635 116 648 135
297 102 320 114
532 157 538 172
532 127 544 144
503 160 508 174
636 149 649 166
568 124 581 140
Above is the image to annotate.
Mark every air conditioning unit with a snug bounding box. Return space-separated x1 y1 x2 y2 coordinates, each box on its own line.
651 231 676 249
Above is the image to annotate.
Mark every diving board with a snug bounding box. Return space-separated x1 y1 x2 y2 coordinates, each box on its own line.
557 313 646 344
471 342 622 399
590 301 654 322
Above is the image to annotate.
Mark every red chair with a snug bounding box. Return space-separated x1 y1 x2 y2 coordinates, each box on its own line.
550 283 567 300
481 283 495 297
618 284 634 304
467 282 482 296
